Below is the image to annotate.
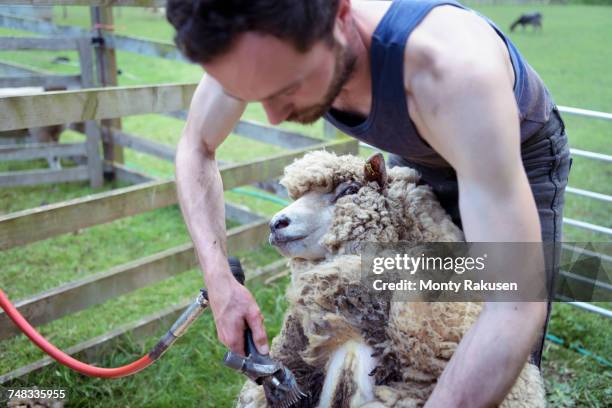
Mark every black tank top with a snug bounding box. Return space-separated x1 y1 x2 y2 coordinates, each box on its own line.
324 0 554 167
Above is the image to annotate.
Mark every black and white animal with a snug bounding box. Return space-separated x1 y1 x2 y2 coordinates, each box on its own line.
510 12 542 32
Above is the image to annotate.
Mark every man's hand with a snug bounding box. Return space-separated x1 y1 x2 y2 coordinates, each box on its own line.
206 267 269 355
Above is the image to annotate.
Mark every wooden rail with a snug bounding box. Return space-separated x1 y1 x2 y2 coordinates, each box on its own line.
0 60 45 76
0 0 166 6
233 120 323 149
0 36 81 51
0 138 357 250
166 111 324 148
0 220 270 340
104 161 153 184
0 74 82 88
105 128 176 162
0 12 185 62
0 83 197 132
0 142 87 161
112 34 184 62
0 166 89 187
0 258 288 384
98 164 265 223
0 301 192 384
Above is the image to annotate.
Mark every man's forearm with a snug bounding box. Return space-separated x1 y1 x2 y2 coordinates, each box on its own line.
175 137 229 283
426 177 546 407
426 302 546 407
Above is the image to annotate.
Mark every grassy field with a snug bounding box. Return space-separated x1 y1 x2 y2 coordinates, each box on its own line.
0 3 610 407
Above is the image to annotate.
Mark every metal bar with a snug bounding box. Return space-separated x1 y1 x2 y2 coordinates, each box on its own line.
558 105 612 121
567 302 612 318
563 218 612 236
562 244 612 264
559 270 612 293
566 187 612 203
570 148 612 163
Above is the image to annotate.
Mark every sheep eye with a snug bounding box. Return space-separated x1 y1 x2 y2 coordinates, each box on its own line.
333 182 361 202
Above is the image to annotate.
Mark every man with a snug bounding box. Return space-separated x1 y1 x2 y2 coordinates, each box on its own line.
166 0 570 405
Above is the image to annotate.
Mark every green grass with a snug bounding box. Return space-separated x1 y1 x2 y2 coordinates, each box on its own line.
0 4 610 407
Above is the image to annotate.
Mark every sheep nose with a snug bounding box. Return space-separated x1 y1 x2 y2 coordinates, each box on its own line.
270 214 291 232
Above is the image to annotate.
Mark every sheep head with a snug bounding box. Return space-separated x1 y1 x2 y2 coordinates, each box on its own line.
270 151 462 262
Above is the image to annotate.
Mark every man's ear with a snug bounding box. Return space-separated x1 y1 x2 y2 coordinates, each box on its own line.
337 0 352 20
332 0 352 44
364 152 388 188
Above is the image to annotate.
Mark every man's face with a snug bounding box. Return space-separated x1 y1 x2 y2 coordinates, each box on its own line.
203 32 356 125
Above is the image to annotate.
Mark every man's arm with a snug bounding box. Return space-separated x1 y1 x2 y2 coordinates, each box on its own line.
175 74 269 355
405 7 547 406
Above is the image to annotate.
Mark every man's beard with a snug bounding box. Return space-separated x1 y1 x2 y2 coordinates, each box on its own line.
287 41 357 124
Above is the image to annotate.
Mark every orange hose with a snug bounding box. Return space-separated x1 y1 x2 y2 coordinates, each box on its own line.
0 289 153 378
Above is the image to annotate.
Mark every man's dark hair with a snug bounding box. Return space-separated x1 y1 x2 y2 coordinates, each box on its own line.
166 0 341 63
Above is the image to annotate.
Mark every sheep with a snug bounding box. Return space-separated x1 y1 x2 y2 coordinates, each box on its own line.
236 151 545 407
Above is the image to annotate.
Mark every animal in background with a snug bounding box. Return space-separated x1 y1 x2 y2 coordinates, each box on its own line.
510 12 543 32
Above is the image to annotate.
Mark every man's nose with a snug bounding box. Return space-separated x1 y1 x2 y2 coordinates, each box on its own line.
262 100 291 125
269 214 291 233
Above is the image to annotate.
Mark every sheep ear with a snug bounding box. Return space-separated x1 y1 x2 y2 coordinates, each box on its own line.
364 152 388 187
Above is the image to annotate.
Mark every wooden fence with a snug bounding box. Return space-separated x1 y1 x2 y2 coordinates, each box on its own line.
0 0 358 384
0 32 106 187
0 80 358 382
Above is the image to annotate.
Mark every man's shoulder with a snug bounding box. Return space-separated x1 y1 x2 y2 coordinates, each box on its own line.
403 5 514 94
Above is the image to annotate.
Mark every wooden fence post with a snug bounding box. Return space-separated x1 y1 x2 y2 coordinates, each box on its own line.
84 121 104 188
90 5 124 176
76 37 95 88
77 38 103 188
